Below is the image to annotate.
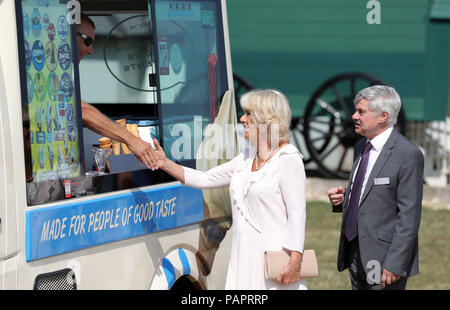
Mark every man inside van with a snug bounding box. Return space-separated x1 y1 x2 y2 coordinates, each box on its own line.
76 14 158 170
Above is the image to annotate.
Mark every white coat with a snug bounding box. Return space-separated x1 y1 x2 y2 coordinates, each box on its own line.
184 144 307 289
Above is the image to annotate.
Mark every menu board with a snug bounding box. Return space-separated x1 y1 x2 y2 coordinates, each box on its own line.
21 0 81 182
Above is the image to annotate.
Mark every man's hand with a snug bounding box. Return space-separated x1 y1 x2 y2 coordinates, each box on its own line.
127 136 158 170
381 269 400 289
327 186 345 206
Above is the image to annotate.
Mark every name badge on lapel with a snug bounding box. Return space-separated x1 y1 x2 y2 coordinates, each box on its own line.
374 177 389 185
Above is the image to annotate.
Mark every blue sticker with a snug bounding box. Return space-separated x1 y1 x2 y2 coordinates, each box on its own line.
38 0 49 7
31 8 42 38
34 72 47 102
47 72 59 102
25 40 32 69
23 11 30 38
47 23 55 41
27 72 34 104
58 41 71 71
45 41 57 72
35 131 46 144
57 16 68 41
59 72 73 102
43 13 50 31
170 43 183 75
32 40 45 71
58 95 66 117
66 103 75 141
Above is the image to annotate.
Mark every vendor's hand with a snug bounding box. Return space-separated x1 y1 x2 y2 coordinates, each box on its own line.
327 186 345 206
381 269 400 289
127 136 159 170
276 251 301 285
153 138 167 169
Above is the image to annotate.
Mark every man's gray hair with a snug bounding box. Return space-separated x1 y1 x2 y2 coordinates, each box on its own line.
354 85 401 126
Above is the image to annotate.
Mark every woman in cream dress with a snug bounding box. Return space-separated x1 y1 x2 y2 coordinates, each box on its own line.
154 89 307 290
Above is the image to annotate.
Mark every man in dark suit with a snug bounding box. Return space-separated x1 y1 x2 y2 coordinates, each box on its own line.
327 85 424 290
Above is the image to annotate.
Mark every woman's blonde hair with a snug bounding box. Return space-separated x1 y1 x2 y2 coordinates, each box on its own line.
240 89 292 144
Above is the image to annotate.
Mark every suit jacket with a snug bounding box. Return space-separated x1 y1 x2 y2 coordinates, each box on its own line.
336 128 424 278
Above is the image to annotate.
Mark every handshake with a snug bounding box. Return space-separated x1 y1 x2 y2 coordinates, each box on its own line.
97 118 166 171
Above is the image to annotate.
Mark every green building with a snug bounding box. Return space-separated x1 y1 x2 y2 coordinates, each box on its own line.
227 0 450 121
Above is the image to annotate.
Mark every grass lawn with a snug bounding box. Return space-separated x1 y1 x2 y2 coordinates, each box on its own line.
304 201 450 290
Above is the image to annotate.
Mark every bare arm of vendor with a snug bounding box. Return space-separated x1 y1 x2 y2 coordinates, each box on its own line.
77 14 158 170
81 100 158 170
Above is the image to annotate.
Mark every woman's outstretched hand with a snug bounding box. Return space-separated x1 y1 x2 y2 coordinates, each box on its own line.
152 138 186 184
153 138 167 169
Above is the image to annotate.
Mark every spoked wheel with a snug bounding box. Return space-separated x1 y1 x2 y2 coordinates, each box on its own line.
304 72 407 179
233 73 254 116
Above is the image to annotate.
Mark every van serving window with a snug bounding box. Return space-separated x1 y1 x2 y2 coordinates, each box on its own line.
17 0 229 206
79 13 160 178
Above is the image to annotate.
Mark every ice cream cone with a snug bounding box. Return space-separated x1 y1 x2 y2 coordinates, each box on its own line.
115 118 126 128
99 143 111 150
115 119 131 154
112 141 121 155
99 137 110 146
121 144 132 154
127 123 140 138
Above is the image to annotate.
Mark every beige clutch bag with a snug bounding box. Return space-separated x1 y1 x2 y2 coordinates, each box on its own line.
264 249 318 280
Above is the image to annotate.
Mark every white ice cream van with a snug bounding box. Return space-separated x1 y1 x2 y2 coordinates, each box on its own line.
0 0 238 289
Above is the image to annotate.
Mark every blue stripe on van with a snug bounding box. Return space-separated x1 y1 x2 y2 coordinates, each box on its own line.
178 248 190 275
25 184 204 261
162 258 176 288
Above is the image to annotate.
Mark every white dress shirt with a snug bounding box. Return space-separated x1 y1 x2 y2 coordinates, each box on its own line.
351 126 394 205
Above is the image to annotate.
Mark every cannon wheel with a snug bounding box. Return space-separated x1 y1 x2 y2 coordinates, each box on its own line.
233 73 254 116
304 72 407 179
